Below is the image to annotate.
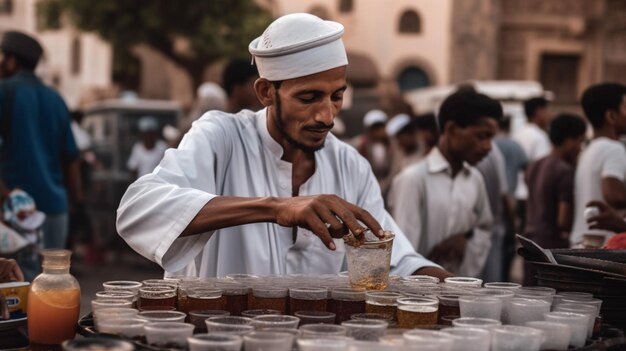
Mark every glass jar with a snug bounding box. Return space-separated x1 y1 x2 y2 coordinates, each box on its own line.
27 249 81 345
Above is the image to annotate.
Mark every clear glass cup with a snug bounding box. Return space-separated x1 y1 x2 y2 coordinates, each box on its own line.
341 319 388 341
396 297 438 328
102 280 142 294
93 307 138 330
438 294 462 325
297 337 353 351
402 330 454 351
444 277 483 289
250 286 288 314
452 317 501 330
344 231 395 290
144 322 194 348
543 311 588 348
91 298 133 312
244 331 295 351
138 286 177 309
483 282 521 290
252 314 300 329
95 290 135 303
299 324 347 338
62 338 134 351
508 298 550 325
187 333 242 351
491 325 544 351
188 310 230 331
216 283 250 316
205 316 253 333
289 287 328 314
554 303 595 338
242 309 281 318
525 321 571 351
442 327 491 351
365 291 403 321
329 287 366 323
294 311 336 325
187 288 226 311
137 310 186 323
459 296 502 320
98 318 146 339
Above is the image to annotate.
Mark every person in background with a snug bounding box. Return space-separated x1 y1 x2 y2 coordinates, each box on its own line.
513 97 552 235
585 201 626 234
572 83 626 246
0 31 82 250
494 115 528 280
414 113 439 156
222 58 264 113
186 82 228 131
354 109 392 185
127 116 168 180
525 114 587 283
386 114 422 183
389 90 501 276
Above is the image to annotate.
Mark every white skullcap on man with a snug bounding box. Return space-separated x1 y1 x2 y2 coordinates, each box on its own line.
249 13 348 81
363 109 388 128
386 114 412 137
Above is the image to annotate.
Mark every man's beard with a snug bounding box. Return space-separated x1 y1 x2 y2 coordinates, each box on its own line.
273 92 327 154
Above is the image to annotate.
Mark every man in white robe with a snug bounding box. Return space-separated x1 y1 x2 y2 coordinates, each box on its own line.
116 13 449 279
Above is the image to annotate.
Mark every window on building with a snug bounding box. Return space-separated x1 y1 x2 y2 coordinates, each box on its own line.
397 66 430 92
71 37 81 75
339 0 353 13
540 54 580 105
0 0 13 15
399 10 421 34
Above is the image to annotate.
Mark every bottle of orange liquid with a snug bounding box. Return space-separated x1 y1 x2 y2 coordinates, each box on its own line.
27 249 80 345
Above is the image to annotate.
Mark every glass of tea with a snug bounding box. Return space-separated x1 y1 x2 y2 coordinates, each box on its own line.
396 297 439 328
138 286 177 309
328 287 366 323
288 287 328 314
249 286 289 314
344 231 395 291
364 291 403 321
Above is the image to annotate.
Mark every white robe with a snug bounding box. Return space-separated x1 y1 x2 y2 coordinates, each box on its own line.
116 108 438 277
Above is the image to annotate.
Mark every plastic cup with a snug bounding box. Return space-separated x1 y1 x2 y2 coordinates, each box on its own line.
475 288 515 322
250 286 288 314
138 305 176 311
491 325 543 351
401 275 440 284
555 291 593 300
508 298 550 325
188 310 230 331
526 321 571 351
243 331 295 351
242 309 281 318
515 287 554 306
95 290 136 303
344 231 395 290
365 291 402 320
144 322 194 348
294 311 336 325
351 313 394 322
187 333 242 351
289 287 328 314
297 337 353 351
483 282 521 290
438 294 462 325
98 318 146 339
187 288 226 311
62 338 134 351
442 327 491 351
137 310 186 323
205 316 253 333
348 341 404 350
444 277 483 289
451 317 501 330
300 324 347 338
102 280 142 294
554 303 595 338
557 298 602 317
138 286 177 309
142 279 178 288
341 319 387 341
544 311 588 347
396 297 439 328
402 330 454 351
93 307 138 330
329 287 366 323
91 298 133 312
459 296 502 320
252 314 300 329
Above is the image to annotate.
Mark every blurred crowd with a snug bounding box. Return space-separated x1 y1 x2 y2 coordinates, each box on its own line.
2 27 626 285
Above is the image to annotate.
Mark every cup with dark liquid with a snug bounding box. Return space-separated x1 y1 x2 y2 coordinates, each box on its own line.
396 297 438 328
344 231 395 291
187 288 226 312
249 286 289 314
328 287 366 323
138 286 177 310
364 291 402 321
289 287 328 315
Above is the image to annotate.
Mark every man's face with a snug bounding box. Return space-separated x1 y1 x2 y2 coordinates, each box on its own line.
270 66 347 153
447 118 498 165
536 106 552 129
368 124 387 143
562 135 586 164
397 130 419 153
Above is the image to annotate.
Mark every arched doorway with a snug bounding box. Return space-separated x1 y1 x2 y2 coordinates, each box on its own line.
397 66 430 92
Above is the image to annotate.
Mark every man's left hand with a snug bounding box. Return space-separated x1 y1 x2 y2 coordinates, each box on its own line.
0 258 24 283
427 232 468 266
414 266 454 280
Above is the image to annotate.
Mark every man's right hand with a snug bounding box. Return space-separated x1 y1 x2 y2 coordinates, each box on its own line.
273 195 383 250
586 201 626 233
0 258 24 283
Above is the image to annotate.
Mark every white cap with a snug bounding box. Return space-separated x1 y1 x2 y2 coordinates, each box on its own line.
249 13 348 81
197 82 227 100
138 116 159 132
363 109 388 128
386 114 412 137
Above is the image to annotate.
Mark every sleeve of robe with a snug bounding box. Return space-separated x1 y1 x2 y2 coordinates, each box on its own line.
355 158 440 276
116 114 228 272
458 170 494 277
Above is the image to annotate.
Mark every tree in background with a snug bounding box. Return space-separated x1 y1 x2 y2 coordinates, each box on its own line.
38 0 272 92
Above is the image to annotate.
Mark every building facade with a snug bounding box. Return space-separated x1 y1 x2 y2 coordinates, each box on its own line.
0 0 113 108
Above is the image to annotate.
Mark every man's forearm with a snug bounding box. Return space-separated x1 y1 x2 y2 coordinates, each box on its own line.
66 159 83 204
181 196 278 236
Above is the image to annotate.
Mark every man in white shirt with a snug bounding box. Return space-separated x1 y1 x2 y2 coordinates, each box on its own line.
389 90 500 277
116 13 448 279
127 116 168 179
571 83 626 246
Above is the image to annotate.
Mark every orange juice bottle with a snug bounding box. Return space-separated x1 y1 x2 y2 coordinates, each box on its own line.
27 249 80 345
